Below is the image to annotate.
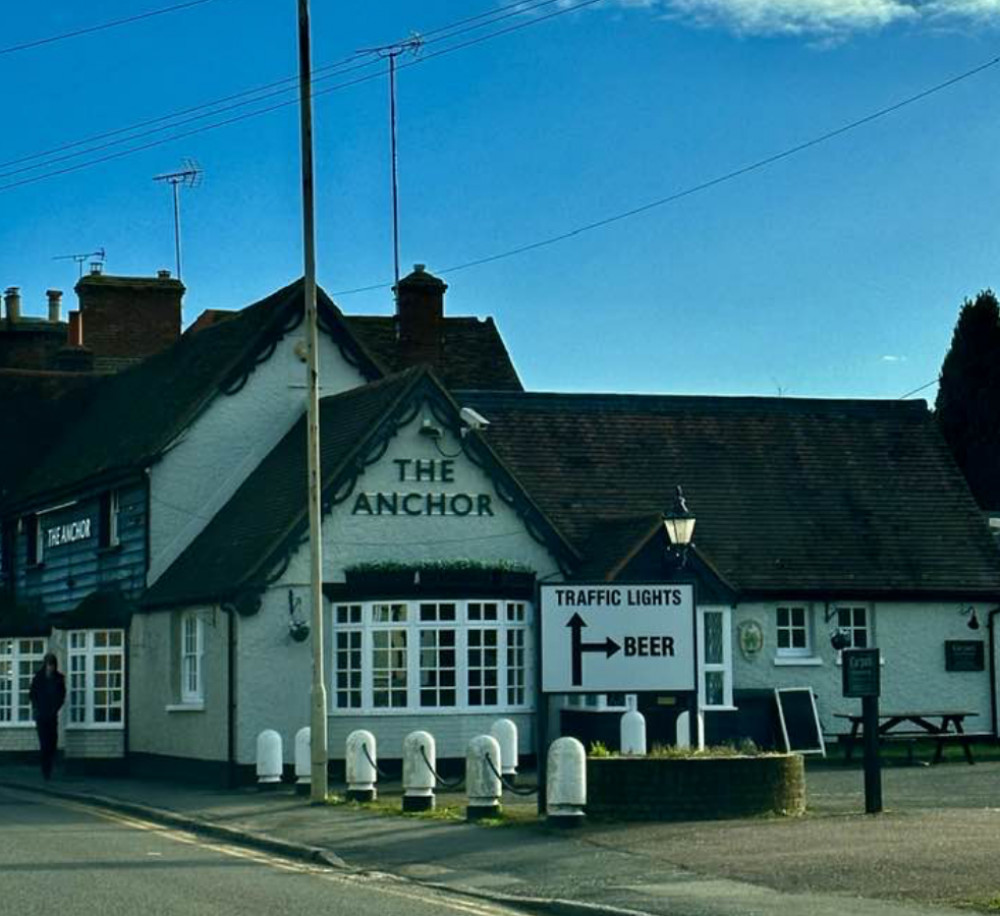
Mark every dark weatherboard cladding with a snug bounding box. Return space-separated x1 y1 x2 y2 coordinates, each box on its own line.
16 482 146 617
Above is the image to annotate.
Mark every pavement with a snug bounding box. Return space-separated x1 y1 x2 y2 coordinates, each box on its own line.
2 756 1000 916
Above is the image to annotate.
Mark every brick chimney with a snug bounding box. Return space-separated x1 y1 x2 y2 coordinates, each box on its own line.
74 268 183 371
394 264 446 369
56 310 94 372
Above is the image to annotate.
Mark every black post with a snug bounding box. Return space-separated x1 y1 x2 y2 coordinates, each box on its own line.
534 588 548 816
862 694 883 814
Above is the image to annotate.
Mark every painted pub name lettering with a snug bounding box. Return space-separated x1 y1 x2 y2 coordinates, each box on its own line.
351 457 494 517
46 518 92 547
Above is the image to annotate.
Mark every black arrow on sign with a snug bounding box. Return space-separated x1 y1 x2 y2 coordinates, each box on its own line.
566 612 622 687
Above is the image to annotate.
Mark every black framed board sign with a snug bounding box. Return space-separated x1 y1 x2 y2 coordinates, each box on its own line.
842 648 881 698
944 640 985 672
775 687 826 757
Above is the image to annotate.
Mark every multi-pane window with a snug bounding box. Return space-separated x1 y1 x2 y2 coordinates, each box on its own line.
332 599 531 713
372 629 408 708
335 604 362 709
180 612 203 703
467 628 499 706
419 629 456 707
67 630 124 727
699 607 732 709
836 606 869 650
776 606 811 656
0 638 45 725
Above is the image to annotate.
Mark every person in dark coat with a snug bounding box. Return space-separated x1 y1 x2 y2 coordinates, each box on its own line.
29 652 66 780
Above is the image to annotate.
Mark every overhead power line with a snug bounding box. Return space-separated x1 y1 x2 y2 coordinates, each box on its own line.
0 0 222 57
0 0 603 191
898 377 941 400
0 0 583 182
330 53 1000 295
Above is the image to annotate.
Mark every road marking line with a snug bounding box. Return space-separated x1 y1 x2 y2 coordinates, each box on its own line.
34 793 520 916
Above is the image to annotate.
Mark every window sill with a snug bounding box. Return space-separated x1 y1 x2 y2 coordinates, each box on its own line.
166 702 205 713
773 656 823 667
701 705 739 712
65 723 124 731
0 722 37 729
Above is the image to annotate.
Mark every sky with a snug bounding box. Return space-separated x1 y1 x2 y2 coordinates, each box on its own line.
2 0 1000 400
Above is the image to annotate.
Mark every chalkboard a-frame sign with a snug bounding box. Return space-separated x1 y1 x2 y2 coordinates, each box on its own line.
775 687 826 757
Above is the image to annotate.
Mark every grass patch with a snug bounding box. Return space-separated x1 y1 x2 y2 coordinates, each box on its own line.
321 793 539 827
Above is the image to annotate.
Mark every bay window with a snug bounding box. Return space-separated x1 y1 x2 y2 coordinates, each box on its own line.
332 599 532 713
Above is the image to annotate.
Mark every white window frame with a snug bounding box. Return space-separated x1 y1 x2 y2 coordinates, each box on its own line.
0 638 46 727
775 604 816 660
698 606 734 710
180 611 204 704
833 604 876 665
330 598 533 715
67 629 125 729
99 490 120 549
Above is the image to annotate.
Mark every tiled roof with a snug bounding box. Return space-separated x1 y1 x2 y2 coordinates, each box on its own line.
185 310 523 391
3 280 380 512
0 370 99 506
346 316 523 391
457 391 1000 597
144 368 573 610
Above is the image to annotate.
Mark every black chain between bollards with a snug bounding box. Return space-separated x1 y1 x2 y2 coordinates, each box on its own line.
420 744 464 789
485 751 538 796
362 741 391 779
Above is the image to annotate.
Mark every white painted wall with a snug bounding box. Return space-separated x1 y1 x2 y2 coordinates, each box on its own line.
231 413 564 762
147 328 365 584
285 414 563 585
129 606 229 762
732 601 996 736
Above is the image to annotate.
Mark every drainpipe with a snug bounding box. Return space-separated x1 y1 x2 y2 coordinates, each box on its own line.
989 607 1000 738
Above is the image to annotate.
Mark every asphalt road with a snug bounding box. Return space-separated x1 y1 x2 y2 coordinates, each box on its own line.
0 785 522 916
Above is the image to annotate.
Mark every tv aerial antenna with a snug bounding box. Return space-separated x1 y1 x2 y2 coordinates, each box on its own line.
153 158 203 281
356 34 423 295
52 247 106 278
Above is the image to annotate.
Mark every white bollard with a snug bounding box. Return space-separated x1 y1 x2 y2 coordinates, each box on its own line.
346 729 377 802
675 711 691 750
256 729 283 788
490 718 518 776
402 731 436 812
466 734 502 821
294 727 311 795
547 736 586 826
620 710 647 756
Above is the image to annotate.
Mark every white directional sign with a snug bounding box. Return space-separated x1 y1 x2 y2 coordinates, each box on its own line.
540 584 696 693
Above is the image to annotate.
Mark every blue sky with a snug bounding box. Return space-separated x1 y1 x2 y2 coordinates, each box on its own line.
2 0 999 399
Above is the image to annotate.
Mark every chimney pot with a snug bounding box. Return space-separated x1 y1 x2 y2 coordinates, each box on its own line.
157 269 171 279
4 286 22 321
47 289 63 323
68 310 83 347
89 261 103 276
414 263 426 273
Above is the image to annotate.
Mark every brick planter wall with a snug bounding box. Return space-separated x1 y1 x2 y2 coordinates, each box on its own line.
586 755 805 821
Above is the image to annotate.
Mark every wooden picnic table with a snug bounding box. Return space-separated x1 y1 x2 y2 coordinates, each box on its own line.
832 711 980 765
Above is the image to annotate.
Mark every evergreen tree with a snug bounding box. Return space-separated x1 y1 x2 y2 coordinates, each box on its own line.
935 289 1000 509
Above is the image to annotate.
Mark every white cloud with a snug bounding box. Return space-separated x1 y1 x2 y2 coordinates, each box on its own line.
582 0 1000 37
663 0 915 36
881 354 907 362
